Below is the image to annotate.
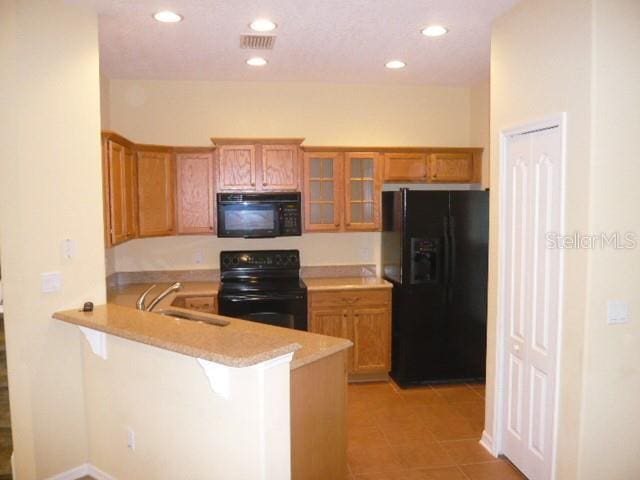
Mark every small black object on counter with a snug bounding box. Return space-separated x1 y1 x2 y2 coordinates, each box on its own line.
81 301 94 312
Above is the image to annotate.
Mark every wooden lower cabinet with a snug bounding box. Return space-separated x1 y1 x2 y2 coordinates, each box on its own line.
291 350 347 480
351 306 390 375
309 288 391 380
172 295 218 314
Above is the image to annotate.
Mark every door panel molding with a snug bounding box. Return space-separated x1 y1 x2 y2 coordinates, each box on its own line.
489 113 566 480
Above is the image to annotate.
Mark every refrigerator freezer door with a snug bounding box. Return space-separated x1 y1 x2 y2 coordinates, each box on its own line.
381 191 404 283
404 191 450 286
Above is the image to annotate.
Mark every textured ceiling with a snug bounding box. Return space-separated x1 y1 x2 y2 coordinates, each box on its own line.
79 0 520 86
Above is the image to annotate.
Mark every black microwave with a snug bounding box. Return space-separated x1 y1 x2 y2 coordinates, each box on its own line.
217 192 302 238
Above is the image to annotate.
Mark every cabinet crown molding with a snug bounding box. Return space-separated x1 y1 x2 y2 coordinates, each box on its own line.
211 137 305 146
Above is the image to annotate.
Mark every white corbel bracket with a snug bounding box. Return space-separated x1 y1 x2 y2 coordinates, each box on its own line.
197 352 294 399
197 358 231 399
79 326 107 360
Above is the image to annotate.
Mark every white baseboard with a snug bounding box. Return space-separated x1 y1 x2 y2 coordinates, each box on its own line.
45 463 116 480
479 430 498 457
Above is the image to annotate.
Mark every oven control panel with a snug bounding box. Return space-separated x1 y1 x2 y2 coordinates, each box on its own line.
220 250 301 271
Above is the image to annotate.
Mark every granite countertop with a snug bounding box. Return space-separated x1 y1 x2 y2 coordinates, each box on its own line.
304 276 392 291
95 275 389 370
53 303 351 370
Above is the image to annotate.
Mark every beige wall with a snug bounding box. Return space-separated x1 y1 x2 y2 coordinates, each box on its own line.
578 0 640 477
470 80 490 188
1 3 293 479
488 0 593 478
109 79 473 147
100 74 111 129
490 0 640 477
0 1 104 477
107 79 477 272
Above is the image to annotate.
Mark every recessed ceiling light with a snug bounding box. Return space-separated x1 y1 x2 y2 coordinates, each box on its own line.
247 57 268 67
153 11 183 23
250 19 277 32
385 60 406 70
421 25 448 37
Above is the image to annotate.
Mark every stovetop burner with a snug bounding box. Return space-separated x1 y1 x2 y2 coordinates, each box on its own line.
218 249 307 330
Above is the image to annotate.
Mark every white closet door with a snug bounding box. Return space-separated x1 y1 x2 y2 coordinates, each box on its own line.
502 126 563 480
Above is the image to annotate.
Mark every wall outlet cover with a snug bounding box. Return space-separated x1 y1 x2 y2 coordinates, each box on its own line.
607 300 629 325
41 272 62 293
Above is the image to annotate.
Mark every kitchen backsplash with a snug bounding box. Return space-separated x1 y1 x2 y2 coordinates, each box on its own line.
107 264 376 287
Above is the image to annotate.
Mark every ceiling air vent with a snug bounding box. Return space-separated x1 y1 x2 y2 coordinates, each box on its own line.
240 35 276 50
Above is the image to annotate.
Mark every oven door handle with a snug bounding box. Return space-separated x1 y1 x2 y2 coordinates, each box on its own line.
223 294 305 302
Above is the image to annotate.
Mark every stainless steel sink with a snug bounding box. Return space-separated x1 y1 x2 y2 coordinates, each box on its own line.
155 309 229 327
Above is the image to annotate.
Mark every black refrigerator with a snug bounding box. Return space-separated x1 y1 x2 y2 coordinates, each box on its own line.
381 188 489 387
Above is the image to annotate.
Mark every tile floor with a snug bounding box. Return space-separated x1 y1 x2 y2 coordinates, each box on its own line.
347 381 526 480
76 382 525 480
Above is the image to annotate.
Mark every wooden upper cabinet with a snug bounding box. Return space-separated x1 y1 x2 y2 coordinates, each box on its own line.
137 150 175 237
261 145 299 190
213 139 304 192
303 152 343 232
176 152 215 234
344 152 382 231
428 152 474 183
106 138 137 246
217 145 256 191
383 153 427 182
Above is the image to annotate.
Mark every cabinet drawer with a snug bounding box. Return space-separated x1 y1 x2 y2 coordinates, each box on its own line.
310 289 390 308
184 296 217 314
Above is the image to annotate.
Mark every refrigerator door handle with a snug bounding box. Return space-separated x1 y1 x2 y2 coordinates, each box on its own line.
443 216 450 287
449 216 456 303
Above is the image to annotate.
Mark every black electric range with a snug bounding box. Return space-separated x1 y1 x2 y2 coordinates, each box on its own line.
218 250 307 330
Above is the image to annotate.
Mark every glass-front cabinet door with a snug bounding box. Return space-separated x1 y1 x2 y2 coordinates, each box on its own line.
303 152 342 231
344 152 381 231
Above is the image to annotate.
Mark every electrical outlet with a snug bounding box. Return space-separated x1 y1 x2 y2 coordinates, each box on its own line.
194 251 204 265
607 300 629 324
41 272 62 293
127 428 136 450
359 247 371 262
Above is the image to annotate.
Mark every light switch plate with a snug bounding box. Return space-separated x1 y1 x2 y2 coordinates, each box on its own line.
607 300 629 324
62 238 76 259
41 272 62 293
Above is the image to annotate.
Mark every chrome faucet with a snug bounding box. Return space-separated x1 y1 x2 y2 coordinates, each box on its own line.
136 282 182 312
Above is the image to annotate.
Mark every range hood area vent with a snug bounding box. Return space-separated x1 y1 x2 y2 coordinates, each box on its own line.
240 35 276 50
